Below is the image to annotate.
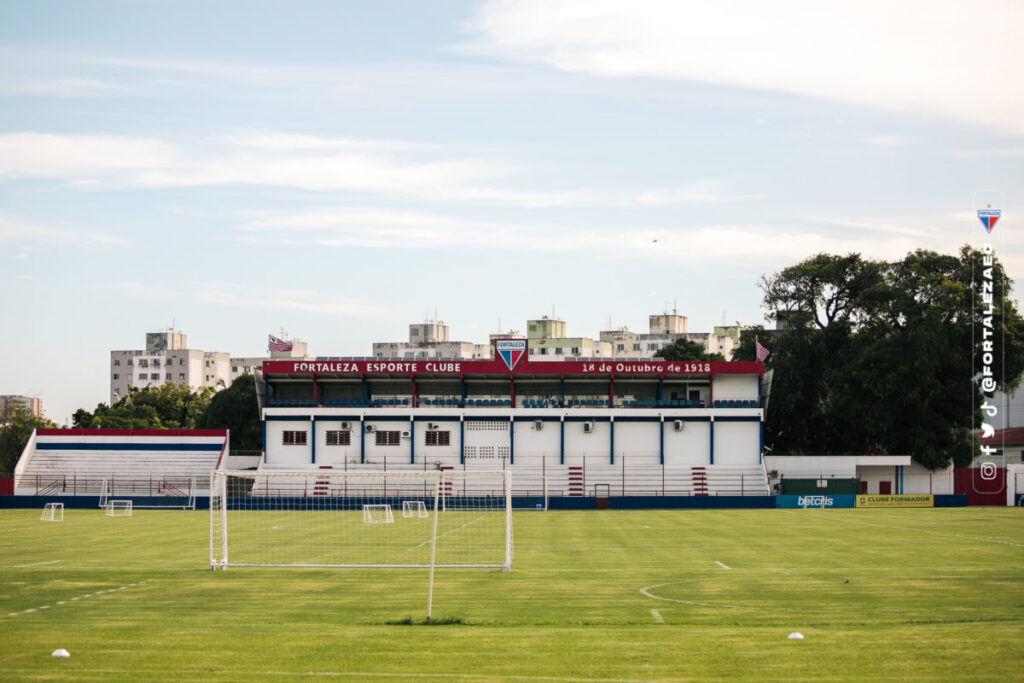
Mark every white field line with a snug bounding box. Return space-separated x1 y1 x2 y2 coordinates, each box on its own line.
11 560 62 568
410 515 485 549
715 561 731 570
639 582 878 615
0 670 658 683
2 580 153 619
650 608 665 623
778 509 1024 548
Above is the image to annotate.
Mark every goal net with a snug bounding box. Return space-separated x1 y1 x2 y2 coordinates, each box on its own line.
106 500 133 517
210 470 512 570
402 500 429 518
40 502 63 522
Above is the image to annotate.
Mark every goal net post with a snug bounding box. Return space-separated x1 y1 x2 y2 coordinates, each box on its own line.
106 500 133 517
41 502 63 522
210 469 512 570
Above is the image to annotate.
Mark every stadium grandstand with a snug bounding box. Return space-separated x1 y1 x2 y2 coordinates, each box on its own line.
254 339 771 500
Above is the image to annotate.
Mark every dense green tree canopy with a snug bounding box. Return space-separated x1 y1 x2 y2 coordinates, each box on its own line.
195 374 261 451
73 382 214 430
654 338 726 362
737 246 1024 470
0 403 56 474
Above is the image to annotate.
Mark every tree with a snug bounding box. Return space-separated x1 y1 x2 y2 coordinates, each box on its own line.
756 246 1024 469
196 374 262 451
73 383 214 430
655 338 726 362
0 403 56 474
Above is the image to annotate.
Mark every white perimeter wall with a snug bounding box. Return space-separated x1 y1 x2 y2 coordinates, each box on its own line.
712 375 759 400
713 420 761 466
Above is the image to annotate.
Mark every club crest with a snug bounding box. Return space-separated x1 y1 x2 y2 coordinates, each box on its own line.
495 339 526 371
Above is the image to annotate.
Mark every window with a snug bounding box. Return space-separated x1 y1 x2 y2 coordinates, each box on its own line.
114 359 120 366
127 359 133 366
178 373 185 380
633 343 641 350
282 430 307 445
571 347 580 354
425 431 451 446
153 359 161 367
179 358 185 365
139 359 149 367
617 344 624 351
165 373 171 380
539 348 547 355
648 343 658 350
113 373 119 380
375 430 401 446
326 430 351 446
232 366 238 373
555 348 563 355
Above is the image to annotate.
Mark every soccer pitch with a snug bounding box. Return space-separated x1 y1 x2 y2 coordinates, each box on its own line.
1 508 1022 681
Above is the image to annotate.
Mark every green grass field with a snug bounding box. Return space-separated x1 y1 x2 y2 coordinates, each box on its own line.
2 506 1023 681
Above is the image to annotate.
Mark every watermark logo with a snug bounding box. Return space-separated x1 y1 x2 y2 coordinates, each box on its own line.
972 190 1005 494
978 206 1001 233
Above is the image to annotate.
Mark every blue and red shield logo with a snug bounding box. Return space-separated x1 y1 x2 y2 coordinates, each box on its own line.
978 208 1001 233
495 339 526 371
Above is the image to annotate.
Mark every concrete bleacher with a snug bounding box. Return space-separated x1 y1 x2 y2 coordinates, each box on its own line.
254 461 769 499
14 429 228 497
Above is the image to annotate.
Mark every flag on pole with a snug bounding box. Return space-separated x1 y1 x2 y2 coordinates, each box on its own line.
755 339 770 362
268 335 293 352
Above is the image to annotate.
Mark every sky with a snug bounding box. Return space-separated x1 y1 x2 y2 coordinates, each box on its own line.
1 0 1020 425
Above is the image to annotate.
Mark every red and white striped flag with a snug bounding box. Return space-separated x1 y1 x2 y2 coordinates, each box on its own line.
268 335 293 352
755 340 770 362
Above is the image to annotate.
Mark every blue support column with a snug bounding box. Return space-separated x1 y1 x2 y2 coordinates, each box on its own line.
262 421 267 460
461 378 466 403
360 419 365 463
659 418 665 465
409 417 415 464
657 378 663 404
559 418 565 465
509 417 515 465
709 418 715 465
310 416 316 465
459 419 465 464
361 377 368 405
610 418 615 465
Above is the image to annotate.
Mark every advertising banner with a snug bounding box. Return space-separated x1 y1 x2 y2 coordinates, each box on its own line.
855 494 934 508
776 494 855 509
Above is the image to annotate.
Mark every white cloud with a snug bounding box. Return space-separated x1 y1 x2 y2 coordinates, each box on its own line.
196 282 394 318
864 135 913 148
0 133 179 178
462 0 1024 135
0 214 131 249
635 181 751 205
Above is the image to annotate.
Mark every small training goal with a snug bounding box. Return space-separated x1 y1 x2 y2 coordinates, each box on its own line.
402 500 429 518
40 502 63 522
106 500 133 517
363 504 394 524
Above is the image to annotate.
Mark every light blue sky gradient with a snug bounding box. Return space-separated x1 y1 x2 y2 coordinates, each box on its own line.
1 0 1019 424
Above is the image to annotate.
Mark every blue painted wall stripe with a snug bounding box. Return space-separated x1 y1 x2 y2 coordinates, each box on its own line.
37 442 222 451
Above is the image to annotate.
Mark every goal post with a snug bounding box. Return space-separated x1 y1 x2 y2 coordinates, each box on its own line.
40 502 63 522
106 500 133 517
210 469 513 570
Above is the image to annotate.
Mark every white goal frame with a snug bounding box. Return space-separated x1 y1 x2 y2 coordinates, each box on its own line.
363 504 394 524
402 500 429 518
210 469 513 571
41 502 63 522
106 500 133 517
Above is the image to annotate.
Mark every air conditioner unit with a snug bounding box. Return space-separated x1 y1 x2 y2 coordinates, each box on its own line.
583 421 593 433
340 422 351 430
673 420 684 431
364 424 376 433
401 430 411 438
534 420 543 431
428 423 439 430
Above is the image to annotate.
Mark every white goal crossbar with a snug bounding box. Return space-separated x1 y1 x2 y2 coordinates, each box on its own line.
210 470 513 570
106 500 133 517
40 502 63 522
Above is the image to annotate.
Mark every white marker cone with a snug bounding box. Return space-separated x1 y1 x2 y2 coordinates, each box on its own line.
52 649 70 658
787 632 804 640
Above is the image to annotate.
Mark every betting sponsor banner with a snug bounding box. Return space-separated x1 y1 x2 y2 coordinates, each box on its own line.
775 494 855 509
855 494 933 508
